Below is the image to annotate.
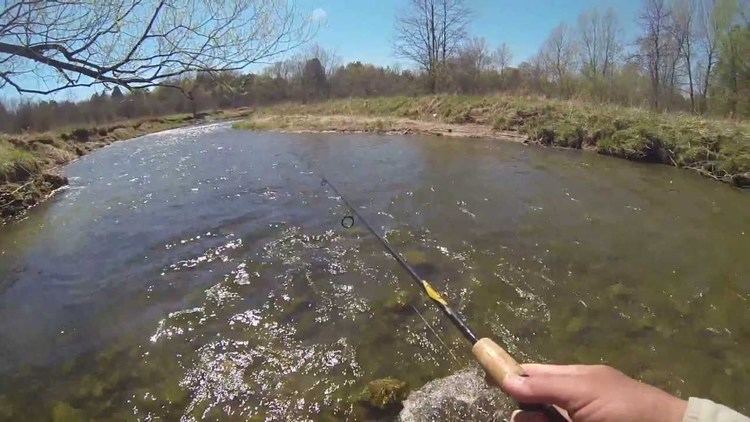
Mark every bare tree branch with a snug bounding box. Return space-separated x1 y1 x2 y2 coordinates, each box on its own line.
0 0 315 95
393 0 469 92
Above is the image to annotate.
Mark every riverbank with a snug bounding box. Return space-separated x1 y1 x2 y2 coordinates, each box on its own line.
234 95 750 188
3 95 747 223
0 108 252 224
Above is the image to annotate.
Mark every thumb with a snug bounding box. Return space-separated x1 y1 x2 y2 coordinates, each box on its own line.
502 372 585 409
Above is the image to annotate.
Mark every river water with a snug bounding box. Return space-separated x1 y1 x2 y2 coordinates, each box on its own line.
0 123 747 420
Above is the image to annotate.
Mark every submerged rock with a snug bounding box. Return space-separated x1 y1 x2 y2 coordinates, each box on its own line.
384 289 417 313
606 282 632 301
0 395 14 419
398 367 514 422
358 377 409 410
74 374 107 399
51 401 86 422
412 262 439 279
565 316 588 336
402 250 428 265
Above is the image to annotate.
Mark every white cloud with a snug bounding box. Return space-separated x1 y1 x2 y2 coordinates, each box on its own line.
310 8 327 23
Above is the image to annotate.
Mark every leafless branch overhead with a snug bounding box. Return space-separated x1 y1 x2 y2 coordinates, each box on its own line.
0 0 314 95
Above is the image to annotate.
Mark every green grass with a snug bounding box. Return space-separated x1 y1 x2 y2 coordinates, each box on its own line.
0 141 39 183
247 95 750 186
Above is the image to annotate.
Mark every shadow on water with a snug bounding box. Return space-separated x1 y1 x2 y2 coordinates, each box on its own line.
0 123 747 419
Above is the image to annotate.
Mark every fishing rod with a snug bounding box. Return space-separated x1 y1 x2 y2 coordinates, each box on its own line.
321 177 568 421
322 177 477 343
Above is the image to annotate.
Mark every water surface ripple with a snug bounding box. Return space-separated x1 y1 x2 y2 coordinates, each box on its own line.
0 123 747 419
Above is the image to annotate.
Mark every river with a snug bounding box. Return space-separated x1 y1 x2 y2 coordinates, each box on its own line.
0 123 747 420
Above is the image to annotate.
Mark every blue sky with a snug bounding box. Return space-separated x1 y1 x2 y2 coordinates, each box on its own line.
307 0 642 67
3 0 644 102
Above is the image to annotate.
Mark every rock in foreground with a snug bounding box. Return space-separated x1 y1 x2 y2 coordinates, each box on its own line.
358 377 410 410
399 367 515 422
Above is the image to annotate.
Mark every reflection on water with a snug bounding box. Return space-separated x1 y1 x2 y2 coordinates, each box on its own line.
0 123 747 419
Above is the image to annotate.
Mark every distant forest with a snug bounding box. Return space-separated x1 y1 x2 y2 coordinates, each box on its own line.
1 0 748 134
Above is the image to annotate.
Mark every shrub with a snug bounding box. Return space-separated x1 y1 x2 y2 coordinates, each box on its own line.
554 121 585 148
71 128 91 142
597 124 669 163
492 116 511 130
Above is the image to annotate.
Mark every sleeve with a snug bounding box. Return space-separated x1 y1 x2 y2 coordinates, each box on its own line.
682 397 750 422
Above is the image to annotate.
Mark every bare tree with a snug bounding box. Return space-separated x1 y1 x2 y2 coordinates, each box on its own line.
637 0 672 109
305 44 342 78
460 38 492 71
695 0 717 113
520 52 547 93
540 23 577 87
449 37 490 92
671 0 697 112
283 44 340 76
694 0 738 113
578 8 622 78
0 0 313 96
579 10 602 78
491 43 513 74
393 0 470 93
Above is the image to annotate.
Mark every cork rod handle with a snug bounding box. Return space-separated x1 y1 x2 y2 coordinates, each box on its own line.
471 337 525 384
472 338 571 422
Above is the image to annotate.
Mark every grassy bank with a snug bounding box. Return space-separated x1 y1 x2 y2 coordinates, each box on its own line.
235 95 750 187
0 108 252 223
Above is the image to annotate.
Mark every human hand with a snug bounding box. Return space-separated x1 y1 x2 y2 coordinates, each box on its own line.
501 364 687 422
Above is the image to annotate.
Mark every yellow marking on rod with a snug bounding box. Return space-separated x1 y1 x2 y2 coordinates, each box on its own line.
421 280 448 306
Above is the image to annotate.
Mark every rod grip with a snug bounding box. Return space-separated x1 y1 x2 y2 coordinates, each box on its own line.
472 338 570 422
472 337 525 384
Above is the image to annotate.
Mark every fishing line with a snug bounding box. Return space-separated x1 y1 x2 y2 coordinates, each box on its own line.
409 303 460 364
321 177 478 344
290 157 477 361
284 153 461 361
319 177 463 362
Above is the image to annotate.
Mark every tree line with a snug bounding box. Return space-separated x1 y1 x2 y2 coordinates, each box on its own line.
1 0 748 134
392 0 749 116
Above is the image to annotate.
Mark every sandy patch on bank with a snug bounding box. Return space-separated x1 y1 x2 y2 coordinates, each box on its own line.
239 114 527 142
